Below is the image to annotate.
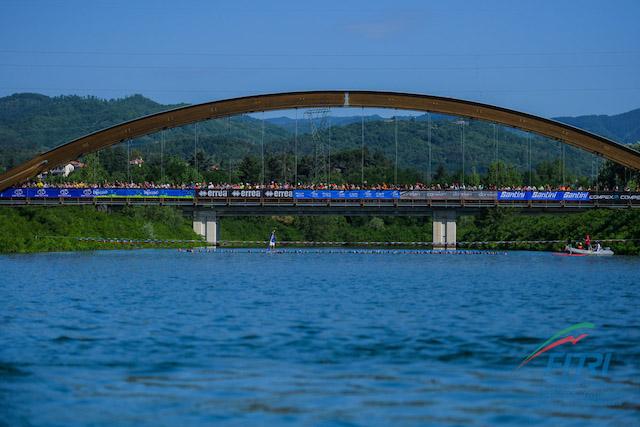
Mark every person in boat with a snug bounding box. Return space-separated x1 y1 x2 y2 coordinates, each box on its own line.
577 242 583 250
595 241 602 252
585 234 591 250
268 230 277 250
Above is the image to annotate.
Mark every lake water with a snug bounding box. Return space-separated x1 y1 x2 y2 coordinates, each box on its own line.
1 249 639 426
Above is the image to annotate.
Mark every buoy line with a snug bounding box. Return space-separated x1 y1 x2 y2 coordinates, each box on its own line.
177 248 507 255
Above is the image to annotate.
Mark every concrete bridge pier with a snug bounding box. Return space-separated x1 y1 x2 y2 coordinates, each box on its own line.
432 210 457 249
193 210 219 245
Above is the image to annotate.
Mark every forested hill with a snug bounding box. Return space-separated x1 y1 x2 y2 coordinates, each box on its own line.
0 93 289 170
0 93 176 168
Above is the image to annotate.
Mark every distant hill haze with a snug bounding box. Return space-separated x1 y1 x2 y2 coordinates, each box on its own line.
270 109 640 145
554 108 640 145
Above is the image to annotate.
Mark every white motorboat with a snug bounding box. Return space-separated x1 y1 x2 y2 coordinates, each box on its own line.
564 245 614 256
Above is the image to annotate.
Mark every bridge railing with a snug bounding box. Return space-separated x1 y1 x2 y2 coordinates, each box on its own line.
1 188 640 208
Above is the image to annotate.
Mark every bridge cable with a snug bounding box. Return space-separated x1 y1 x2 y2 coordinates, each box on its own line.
394 109 398 186
427 112 432 184
528 133 532 186
562 142 566 186
194 122 198 174
361 107 365 186
294 108 298 185
127 139 131 183
93 148 98 184
327 109 332 184
261 112 265 187
161 129 165 183
282 119 287 183
227 117 232 183
595 154 600 190
460 120 465 187
493 123 497 187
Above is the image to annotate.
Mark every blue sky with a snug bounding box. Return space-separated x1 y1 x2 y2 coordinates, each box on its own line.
0 0 638 117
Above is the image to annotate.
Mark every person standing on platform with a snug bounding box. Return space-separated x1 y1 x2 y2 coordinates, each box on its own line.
268 230 277 251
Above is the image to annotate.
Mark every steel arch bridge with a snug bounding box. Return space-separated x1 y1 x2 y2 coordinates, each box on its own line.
1 90 639 191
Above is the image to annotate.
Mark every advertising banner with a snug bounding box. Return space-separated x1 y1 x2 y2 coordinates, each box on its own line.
293 190 399 199
0 188 194 199
497 191 590 201
589 192 640 201
195 189 294 198
399 191 497 200
91 188 194 198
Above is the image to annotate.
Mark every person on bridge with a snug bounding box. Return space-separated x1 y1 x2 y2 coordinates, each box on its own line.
268 230 277 251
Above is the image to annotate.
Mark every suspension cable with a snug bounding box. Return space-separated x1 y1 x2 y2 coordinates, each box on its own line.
126 139 131 183
228 117 232 183
562 142 566 186
595 154 600 190
160 130 165 183
194 122 198 174
282 117 287 184
427 112 432 183
327 109 332 184
460 121 465 187
528 133 532 186
394 110 398 185
261 112 265 187
493 123 498 187
93 149 99 184
294 108 298 186
361 107 365 186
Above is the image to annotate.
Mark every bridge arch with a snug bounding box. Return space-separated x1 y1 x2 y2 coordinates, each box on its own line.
1 90 639 190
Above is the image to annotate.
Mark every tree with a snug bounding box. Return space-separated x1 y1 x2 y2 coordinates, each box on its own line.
238 155 260 183
485 161 522 188
434 163 447 183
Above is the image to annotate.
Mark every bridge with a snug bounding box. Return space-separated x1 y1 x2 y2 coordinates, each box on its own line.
1 91 639 248
2 187 639 248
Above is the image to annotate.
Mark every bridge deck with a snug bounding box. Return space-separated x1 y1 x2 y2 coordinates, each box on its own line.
1 196 638 215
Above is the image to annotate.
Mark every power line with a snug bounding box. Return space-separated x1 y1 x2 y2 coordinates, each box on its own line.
0 63 635 71
2 49 637 57
3 86 640 95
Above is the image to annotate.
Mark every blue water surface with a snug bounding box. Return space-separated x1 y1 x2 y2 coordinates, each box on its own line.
1 249 639 426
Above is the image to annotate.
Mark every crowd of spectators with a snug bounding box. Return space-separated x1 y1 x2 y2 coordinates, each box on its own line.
22 180 635 192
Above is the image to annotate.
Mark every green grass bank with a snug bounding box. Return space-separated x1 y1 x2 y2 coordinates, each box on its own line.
0 207 638 255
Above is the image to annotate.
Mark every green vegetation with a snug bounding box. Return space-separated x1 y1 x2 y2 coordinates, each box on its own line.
458 209 640 255
220 216 432 244
0 206 199 253
0 207 638 255
221 210 640 254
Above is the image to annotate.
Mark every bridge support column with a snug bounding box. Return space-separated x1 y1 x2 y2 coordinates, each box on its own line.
433 210 457 250
193 211 218 245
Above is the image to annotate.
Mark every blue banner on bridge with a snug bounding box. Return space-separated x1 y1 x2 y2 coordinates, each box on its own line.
0 188 195 199
293 189 400 199
497 191 590 201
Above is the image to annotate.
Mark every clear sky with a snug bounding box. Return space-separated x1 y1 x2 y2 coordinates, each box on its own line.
0 0 638 117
